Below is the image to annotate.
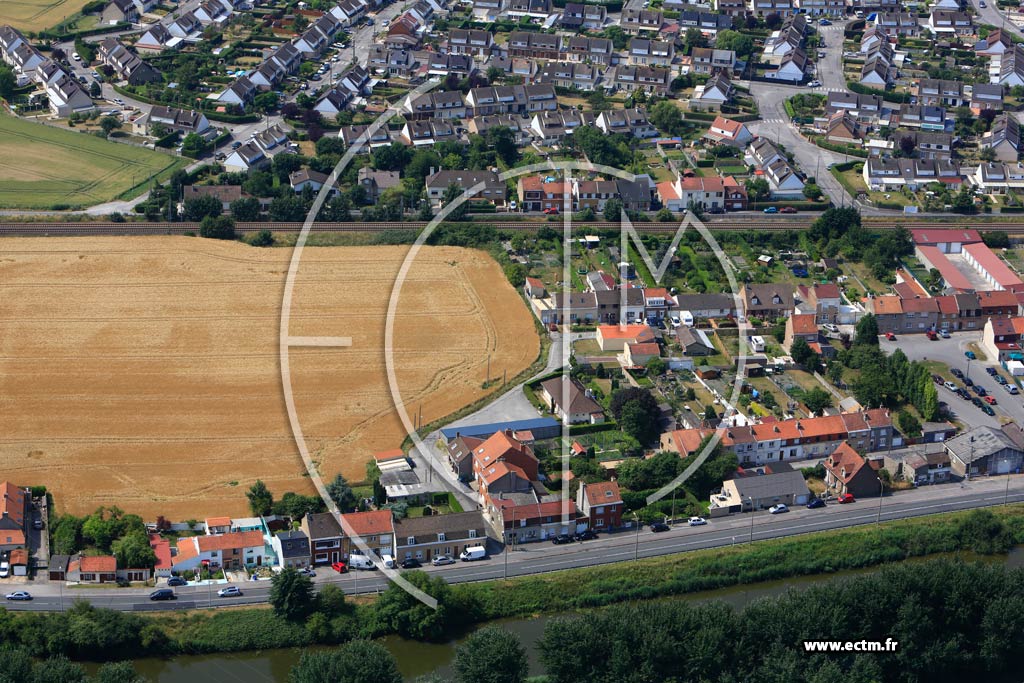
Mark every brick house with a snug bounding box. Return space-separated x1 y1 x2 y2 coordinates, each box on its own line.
67 555 117 583
576 481 623 530
394 511 488 563
823 442 881 498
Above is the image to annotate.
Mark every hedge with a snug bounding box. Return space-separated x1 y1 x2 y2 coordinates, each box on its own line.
567 421 620 436
155 130 180 149
36 22 131 40
810 135 870 158
111 84 260 123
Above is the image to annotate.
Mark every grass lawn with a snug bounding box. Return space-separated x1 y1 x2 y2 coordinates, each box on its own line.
0 0 94 31
572 338 605 356
0 114 187 210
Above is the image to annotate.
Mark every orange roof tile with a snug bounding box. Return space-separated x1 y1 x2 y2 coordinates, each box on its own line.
8 549 27 565
597 324 655 341
373 449 406 462
150 534 172 570
872 296 903 314
628 341 660 356
790 313 818 334
339 510 394 536
824 442 868 484
196 530 264 552
205 517 231 528
79 555 117 573
583 481 622 505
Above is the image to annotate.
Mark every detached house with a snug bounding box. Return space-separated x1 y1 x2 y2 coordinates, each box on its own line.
823 442 881 498
705 116 753 147
742 283 794 319
540 376 605 425
472 430 540 499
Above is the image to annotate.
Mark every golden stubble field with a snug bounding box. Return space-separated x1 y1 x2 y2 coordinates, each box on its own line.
0 237 539 519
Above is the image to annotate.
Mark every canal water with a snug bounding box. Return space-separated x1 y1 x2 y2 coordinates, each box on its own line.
94 549 1024 681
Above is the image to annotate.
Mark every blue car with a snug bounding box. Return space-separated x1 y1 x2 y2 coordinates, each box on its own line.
763 206 778 214
806 498 826 509
965 351 976 360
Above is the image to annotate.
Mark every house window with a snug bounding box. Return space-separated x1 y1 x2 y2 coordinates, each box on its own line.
437 532 446 542
407 536 415 546
469 530 478 538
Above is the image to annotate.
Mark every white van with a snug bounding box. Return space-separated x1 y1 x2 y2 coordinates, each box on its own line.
459 546 487 562
381 554 396 569
349 554 376 570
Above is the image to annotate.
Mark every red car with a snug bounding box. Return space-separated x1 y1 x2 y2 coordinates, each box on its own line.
780 206 798 213
985 395 997 405
543 207 559 215
837 493 856 504
331 561 347 573
884 332 896 341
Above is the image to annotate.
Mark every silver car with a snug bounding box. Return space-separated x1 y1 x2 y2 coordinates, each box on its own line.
431 554 455 566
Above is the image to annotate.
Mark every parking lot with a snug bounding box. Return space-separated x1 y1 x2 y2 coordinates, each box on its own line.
881 331 1024 429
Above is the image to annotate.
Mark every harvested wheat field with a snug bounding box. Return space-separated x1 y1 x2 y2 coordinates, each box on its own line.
0 237 539 519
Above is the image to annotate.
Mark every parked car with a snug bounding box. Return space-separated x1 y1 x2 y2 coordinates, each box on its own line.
32 518 43 530
807 80 821 87
837 493 856 504
167 576 187 587
951 368 964 379
964 377 974 387
400 558 422 569
298 568 316 577
331 561 348 573
983 405 996 416
997 375 1009 385
1006 384 1019 394
932 374 944 385
974 385 987 397
650 522 670 532
432 554 456 566
965 351 977 360
4 591 31 601
688 516 708 526
460 546 488 561
940 329 950 338
819 18 831 24
957 388 971 400
944 380 958 391
985 395 997 405
885 332 896 341
768 503 789 514
149 589 176 601
763 206 778 214
542 207 559 215
72 52 81 61
780 206 798 213
806 498 826 509
551 534 575 545
972 396 984 408
0 562 9 578
574 529 598 541
926 330 937 341
217 586 242 598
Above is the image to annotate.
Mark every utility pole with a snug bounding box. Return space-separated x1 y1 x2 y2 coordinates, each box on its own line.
748 496 755 543
633 513 640 561
876 476 884 524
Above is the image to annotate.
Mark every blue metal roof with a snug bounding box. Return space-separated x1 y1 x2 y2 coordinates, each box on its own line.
441 417 560 441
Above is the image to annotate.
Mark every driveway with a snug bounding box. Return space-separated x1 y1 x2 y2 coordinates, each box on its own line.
880 331 1023 429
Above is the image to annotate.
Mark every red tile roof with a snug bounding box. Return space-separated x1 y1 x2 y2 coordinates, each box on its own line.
871 296 903 314
964 243 1024 290
628 341 660 356
790 313 818 334
0 482 27 528
597 323 656 341
910 228 981 246
196 530 264 552
205 517 231 528
824 442 868 485
150 534 172 571
813 283 841 299
583 481 622 505
79 555 117 573
339 510 394 537
373 449 406 463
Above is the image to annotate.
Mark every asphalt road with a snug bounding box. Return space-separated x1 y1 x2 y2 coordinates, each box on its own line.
970 0 1024 39
7 474 1024 612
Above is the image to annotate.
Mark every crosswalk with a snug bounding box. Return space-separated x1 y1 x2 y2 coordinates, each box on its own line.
808 87 850 93
757 118 790 125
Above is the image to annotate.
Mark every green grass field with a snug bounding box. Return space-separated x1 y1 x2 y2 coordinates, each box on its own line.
0 0 94 32
0 114 187 210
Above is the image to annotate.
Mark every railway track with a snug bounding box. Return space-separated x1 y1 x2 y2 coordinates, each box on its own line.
1 218 1023 236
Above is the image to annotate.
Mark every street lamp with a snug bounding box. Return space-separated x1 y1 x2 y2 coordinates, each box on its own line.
876 476 884 524
633 512 641 561
747 496 755 543
504 506 515 580
966 356 973 383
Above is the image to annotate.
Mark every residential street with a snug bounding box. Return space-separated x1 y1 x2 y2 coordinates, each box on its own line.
7 473 1024 612
970 0 1024 39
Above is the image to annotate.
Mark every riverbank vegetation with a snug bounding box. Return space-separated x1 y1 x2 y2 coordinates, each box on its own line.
0 507 1021 667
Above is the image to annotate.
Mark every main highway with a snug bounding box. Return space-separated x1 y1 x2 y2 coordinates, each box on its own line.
6 474 1024 613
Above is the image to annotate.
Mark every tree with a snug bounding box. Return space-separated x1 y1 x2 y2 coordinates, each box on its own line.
803 387 834 415
650 100 683 136
31 656 88 683
603 198 624 223
111 529 156 570
270 566 315 621
790 337 816 367
249 229 274 247
180 133 211 157
896 409 922 436
486 65 504 83
51 514 83 555
764 11 782 29
230 196 261 221
899 135 916 158
487 126 519 166
453 626 528 683
246 479 274 516
289 640 402 683
269 196 308 222
0 64 15 99
183 194 223 221
952 184 976 213
803 183 823 200
254 91 279 113
442 182 469 221
745 177 770 203
504 262 526 287
854 313 880 346
326 473 358 512
684 27 707 50
99 115 122 138
703 404 717 421
616 451 684 492
646 356 667 376
374 570 456 641
714 29 754 59
199 215 235 240
93 662 145 683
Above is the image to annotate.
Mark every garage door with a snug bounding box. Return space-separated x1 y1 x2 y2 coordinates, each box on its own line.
994 457 1012 475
